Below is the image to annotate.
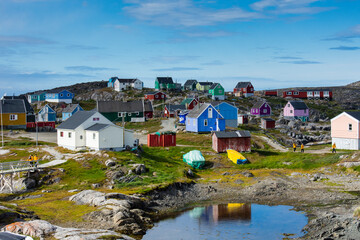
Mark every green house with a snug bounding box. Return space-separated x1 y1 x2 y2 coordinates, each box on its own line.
96 100 153 122
209 83 225 100
155 77 176 91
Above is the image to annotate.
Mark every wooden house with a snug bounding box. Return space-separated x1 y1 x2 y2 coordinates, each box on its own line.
283 101 309 121
3 96 35 124
45 89 74 104
212 130 251 153
27 91 46 103
38 104 56 122
164 104 186 118
238 114 249 125
57 111 136 151
186 103 225 133
183 79 198 91
181 98 198 110
264 90 278 97
209 83 225 100
331 112 360 150
251 102 271 117
62 104 83 121
97 100 153 123
261 118 275 129
155 77 176 91
233 82 254 97
212 102 238 128
144 91 166 101
107 77 118 88
113 78 143 91
283 89 332 100
196 82 213 92
0 99 27 129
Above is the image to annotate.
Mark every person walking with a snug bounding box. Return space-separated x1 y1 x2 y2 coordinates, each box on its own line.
301 144 304 153
332 143 336 153
293 143 297 152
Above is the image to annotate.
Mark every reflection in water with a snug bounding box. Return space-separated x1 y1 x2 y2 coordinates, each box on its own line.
143 203 307 240
189 203 251 225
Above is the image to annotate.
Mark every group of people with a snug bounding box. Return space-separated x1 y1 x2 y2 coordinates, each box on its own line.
26 154 39 167
292 143 337 153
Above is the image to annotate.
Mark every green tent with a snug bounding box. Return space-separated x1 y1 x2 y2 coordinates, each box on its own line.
183 150 205 169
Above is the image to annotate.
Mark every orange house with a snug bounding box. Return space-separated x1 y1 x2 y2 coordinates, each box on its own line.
0 99 27 129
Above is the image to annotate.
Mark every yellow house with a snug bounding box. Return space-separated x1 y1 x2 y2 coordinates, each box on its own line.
196 82 213 92
0 99 27 129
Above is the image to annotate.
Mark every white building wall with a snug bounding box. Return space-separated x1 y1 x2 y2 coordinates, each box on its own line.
332 137 360 150
124 129 135 147
57 129 77 150
85 131 100 150
98 126 124 150
132 80 143 90
46 99 72 104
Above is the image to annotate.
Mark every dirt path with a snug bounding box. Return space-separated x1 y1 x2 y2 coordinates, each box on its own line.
160 118 176 132
259 136 288 152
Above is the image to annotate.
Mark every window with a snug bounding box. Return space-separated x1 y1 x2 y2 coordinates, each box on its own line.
67 93 70 97
193 119 196 126
9 114 17 121
294 91 299 95
60 132 64 137
188 119 190 125
93 133 96 139
349 124 352 131
219 90 223 94
264 109 267 113
208 108 213 118
136 112 140 116
60 93 63 97
161 95 164 98
288 104 290 107
93 117 99 121
118 112 123 117
290 110 293 113
155 95 158 98
287 92 292 95
80 135 83 140
128 113 131 116
304 109 306 113
204 119 208 126
68 132 72 138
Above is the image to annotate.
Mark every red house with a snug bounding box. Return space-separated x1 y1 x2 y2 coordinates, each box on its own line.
282 89 332 100
144 101 154 119
212 130 251 153
164 104 187 118
264 90 278 97
181 97 199 110
261 118 275 129
144 91 167 101
233 82 254 97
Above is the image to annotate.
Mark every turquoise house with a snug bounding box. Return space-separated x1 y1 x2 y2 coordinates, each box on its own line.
62 104 83 121
27 91 46 103
186 103 225 133
38 104 56 122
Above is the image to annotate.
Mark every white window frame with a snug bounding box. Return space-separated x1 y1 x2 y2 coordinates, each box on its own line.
9 114 18 121
128 113 131 116
349 124 352 131
208 108 213 118
287 92 292 95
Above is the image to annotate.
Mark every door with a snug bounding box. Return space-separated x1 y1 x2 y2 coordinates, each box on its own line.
208 107 213 118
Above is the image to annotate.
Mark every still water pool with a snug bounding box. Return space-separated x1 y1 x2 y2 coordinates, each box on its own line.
143 204 307 240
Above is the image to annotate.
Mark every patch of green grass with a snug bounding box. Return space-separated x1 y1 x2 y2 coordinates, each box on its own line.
176 133 212 147
238 124 261 132
76 100 96 111
124 119 162 133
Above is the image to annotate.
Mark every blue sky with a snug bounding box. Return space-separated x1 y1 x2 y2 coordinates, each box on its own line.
0 0 360 96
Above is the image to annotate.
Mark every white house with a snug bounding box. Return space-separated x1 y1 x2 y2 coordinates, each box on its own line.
114 78 143 92
331 111 360 150
57 111 136 151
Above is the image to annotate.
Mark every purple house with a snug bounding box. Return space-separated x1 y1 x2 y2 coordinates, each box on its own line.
283 101 309 122
251 102 271 117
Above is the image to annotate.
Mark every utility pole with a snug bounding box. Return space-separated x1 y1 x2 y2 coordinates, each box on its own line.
1 98 3 148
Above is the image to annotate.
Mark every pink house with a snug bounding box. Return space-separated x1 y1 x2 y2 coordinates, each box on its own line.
331 112 360 150
283 101 309 121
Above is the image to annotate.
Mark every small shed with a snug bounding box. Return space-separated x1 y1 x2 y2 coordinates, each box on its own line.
238 114 248 125
261 118 275 129
147 132 176 147
212 130 251 153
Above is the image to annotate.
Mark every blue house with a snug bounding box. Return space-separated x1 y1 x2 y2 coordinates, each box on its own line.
108 77 118 88
27 91 46 103
186 103 225 133
45 89 74 104
38 104 56 122
62 104 83 121
212 102 238 128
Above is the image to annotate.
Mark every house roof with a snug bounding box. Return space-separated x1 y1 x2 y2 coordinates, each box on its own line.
109 77 118 83
29 91 46 95
210 83 219 90
115 78 139 83
0 232 26 240
85 123 110 131
187 103 223 118
345 111 360 121
0 99 26 114
62 104 81 113
3 95 33 113
166 104 186 112
46 89 71 94
262 118 275 122
156 77 173 84
252 101 266 109
145 91 162 95
57 111 96 129
214 130 251 138
97 100 145 113
235 82 251 89
289 101 308 110
181 98 196 105
184 79 197 86
144 101 153 112
211 101 237 109
198 82 213 86
39 104 56 113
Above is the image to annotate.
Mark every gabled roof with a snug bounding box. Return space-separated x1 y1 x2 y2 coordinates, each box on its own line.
62 104 82 113
85 123 110 131
166 104 186 112
198 82 213 86
28 91 46 95
211 101 237 109
184 79 197 86
3 96 33 113
0 99 26 113
115 78 139 83
108 77 118 83
210 83 219 90
97 100 144 113
181 98 197 105
214 130 251 138
57 111 96 129
262 118 275 122
144 101 153 112
145 91 165 95
288 101 308 110
46 89 72 94
252 101 267 109
156 77 173 84
187 103 223 119
235 82 251 89
345 111 360 121
39 104 56 113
